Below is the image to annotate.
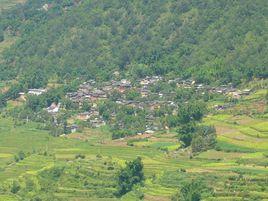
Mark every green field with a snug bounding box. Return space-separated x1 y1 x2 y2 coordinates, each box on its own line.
0 99 267 201
0 88 267 200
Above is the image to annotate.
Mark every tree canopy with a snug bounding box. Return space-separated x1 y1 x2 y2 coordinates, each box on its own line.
0 0 267 86
116 157 144 196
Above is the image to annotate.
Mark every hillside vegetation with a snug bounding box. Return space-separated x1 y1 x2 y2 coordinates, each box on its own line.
0 0 267 86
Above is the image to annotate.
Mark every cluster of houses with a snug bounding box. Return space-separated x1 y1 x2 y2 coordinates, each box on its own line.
169 78 252 99
208 85 251 98
18 75 253 133
66 76 175 129
77 106 106 128
66 79 130 104
66 76 174 108
66 76 165 104
64 76 254 130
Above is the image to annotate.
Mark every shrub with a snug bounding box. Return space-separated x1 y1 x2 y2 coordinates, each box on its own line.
75 154 86 159
10 180 20 194
172 179 213 201
116 157 144 196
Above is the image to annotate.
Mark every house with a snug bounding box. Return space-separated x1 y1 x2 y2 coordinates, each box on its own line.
120 79 132 87
90 89 107 101
214 105 226 111
140 76 162 86
140 79 150 86
65 124 79 134
41 3 53 11
70 125 79 133
242 89 251 95
229 91 241 99
18 92 26 101
28 89 47 96
113 71 120 77
145 130 155 134
117 79 132 93
140 88 150 97
196 84 204 90
102 85 113 93
47 103 61 114
148 101 161 110
77 112 91 121
90 118 106 128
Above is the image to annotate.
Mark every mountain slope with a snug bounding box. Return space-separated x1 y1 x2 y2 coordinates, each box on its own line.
0 0 267 86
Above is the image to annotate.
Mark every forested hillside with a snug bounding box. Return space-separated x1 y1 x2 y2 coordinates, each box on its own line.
0 0 267 87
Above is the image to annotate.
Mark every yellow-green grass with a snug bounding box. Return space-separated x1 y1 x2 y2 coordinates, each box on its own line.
0 115 267 200
0 155 54 181
204 114 268 152
143 183 176 197
0 195 18 201
197 150 248 161
251 122 268 132
243 89 268 101
134 141 180 151
217 135 268 150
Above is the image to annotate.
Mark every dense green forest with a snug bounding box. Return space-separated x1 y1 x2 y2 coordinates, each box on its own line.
0 0 267 87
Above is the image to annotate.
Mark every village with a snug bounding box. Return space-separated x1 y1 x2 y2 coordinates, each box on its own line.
20 76 252 134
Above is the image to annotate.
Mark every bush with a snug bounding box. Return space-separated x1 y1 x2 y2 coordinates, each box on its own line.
116 157 144 196
10 180 20 194
14 151 26 162
172 179 213 201
75 154 86 159
177 123 196 147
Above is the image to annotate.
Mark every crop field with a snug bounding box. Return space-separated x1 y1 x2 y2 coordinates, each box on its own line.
0 102 267 201
0 87 267 200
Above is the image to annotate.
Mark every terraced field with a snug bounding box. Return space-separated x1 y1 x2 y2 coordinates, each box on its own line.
0 103 267 201
0 86 267 200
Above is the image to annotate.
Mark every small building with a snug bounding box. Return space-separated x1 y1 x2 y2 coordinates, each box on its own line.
90 118 106 128
77 112 91 121
214 105 226 111
18 92 26 101
229 91 241 99
69 124 79 133
47 103 61 114
113 71 120 77
145 130 155 134
28 89 47 96
242 89 251 95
